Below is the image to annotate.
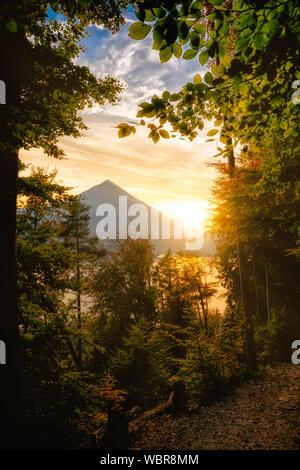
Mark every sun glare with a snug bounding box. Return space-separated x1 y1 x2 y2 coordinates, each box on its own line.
155 200 210 231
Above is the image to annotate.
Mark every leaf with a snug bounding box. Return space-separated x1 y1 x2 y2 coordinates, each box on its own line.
222 54 232 67
151 131 160 143
204 72 213 85
162 91 171 101
183 49 198 60
199 50 209 65
172 42 182 59
197 120 204 130
253 32 265 50
194 74 202 84
118 126 131 138
160 46 172 63
159 130 170 139
207 129 218 136
6 19 18 33
178 21 189 40
267 19 280 36
129 22 152 40
193 24 205 35
144 10 156 22
209 0 225 5
211 62 222 77
237 35 251 50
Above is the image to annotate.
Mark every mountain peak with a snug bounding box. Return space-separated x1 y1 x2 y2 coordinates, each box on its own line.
81 179 126 196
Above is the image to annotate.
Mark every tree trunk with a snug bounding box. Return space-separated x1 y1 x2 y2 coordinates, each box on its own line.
263 250 270 323
76 233 82 372
236 241 257 369
0 13 25 448
227 143 257 370
251 255 260 320
106 408 129 450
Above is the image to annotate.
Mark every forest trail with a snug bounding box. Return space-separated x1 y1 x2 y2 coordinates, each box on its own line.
133 364 300 450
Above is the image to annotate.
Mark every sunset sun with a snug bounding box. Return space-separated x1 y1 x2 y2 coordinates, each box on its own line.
156 200 210 231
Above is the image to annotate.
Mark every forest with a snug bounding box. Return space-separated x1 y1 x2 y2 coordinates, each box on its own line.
0 0 299 451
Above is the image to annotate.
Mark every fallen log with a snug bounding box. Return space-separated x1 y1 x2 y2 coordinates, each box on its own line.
129 392 174 435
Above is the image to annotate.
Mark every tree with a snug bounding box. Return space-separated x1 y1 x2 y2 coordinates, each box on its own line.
61 195 101 371
91 238 157 359
211 141 300 362
121 0 300 369
0 0 127 447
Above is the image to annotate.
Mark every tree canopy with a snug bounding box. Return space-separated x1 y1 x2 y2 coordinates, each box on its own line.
120 0 300 150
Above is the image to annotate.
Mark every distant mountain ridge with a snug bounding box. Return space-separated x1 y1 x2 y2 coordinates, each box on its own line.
80 180 216 256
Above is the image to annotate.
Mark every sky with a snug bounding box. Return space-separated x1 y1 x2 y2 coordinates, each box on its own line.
20 7 220 212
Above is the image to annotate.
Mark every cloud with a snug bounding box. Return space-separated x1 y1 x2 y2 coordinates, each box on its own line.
22 16 219 207
20 114 218 205
78 20 203 119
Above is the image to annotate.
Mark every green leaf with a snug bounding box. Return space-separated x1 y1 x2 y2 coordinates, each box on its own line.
160 46 172 63
144 10 156 22
178 21 189 40
183 49 198 60
204 72 213 85
267 19 280 36
199 50 209 65
172 42 182 59
129 22 152 40
193 24 205 35
209 0 225 5
253 32 265 50
237 35 251 50
6 19 18 33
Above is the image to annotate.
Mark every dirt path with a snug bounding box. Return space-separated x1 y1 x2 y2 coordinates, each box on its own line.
133 364 300 450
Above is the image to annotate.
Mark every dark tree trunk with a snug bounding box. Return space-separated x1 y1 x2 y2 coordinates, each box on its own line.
76 236 82 372
106 408 129 450
77 268 82 372
172 381 187 415
0 14 25 447
236 242 257 369
227 144 257 370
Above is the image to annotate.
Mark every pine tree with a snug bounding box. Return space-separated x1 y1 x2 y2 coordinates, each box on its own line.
61 195 101 371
